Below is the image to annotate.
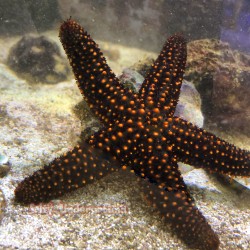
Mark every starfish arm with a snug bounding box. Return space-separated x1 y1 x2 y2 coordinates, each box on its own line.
166 117 250 176
59 19 141 126
138 35 186 119
15 142 119 204
141 178 219 250
130 151 194 202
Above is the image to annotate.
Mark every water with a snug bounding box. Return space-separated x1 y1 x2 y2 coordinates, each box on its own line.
0 1 249 249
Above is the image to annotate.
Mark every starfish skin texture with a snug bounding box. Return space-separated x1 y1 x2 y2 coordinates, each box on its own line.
15 19 250 250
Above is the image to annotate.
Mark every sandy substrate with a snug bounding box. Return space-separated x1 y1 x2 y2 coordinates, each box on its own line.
0 32 249 250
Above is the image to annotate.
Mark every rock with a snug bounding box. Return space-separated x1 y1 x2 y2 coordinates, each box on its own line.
7 35 70 84
233 177 250 190
119 68 144 92
0 154 10 178
0 189 6 223
183 169 220 193
175 80 204 128
186 38 250 135
130 57 155 78
0 165 10 178
0 154 8 165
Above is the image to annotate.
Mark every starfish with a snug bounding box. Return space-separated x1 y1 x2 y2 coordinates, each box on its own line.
15 19 250 250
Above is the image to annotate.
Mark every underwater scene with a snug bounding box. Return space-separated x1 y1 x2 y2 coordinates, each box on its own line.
0 1 249 249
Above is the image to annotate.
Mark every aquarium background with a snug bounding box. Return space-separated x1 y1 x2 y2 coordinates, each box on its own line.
0 0 250 52
0 1 249 249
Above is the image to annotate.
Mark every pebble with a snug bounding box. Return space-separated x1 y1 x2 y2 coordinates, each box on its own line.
0 189 6 223
0 154 8 165
0 154 10 178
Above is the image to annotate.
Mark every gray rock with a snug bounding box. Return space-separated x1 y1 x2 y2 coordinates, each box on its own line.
7 35 70 84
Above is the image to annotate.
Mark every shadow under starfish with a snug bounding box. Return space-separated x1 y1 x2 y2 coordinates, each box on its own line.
15 19 250 250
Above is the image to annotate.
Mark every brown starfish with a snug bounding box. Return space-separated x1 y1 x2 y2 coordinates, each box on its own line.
15 19 250 250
